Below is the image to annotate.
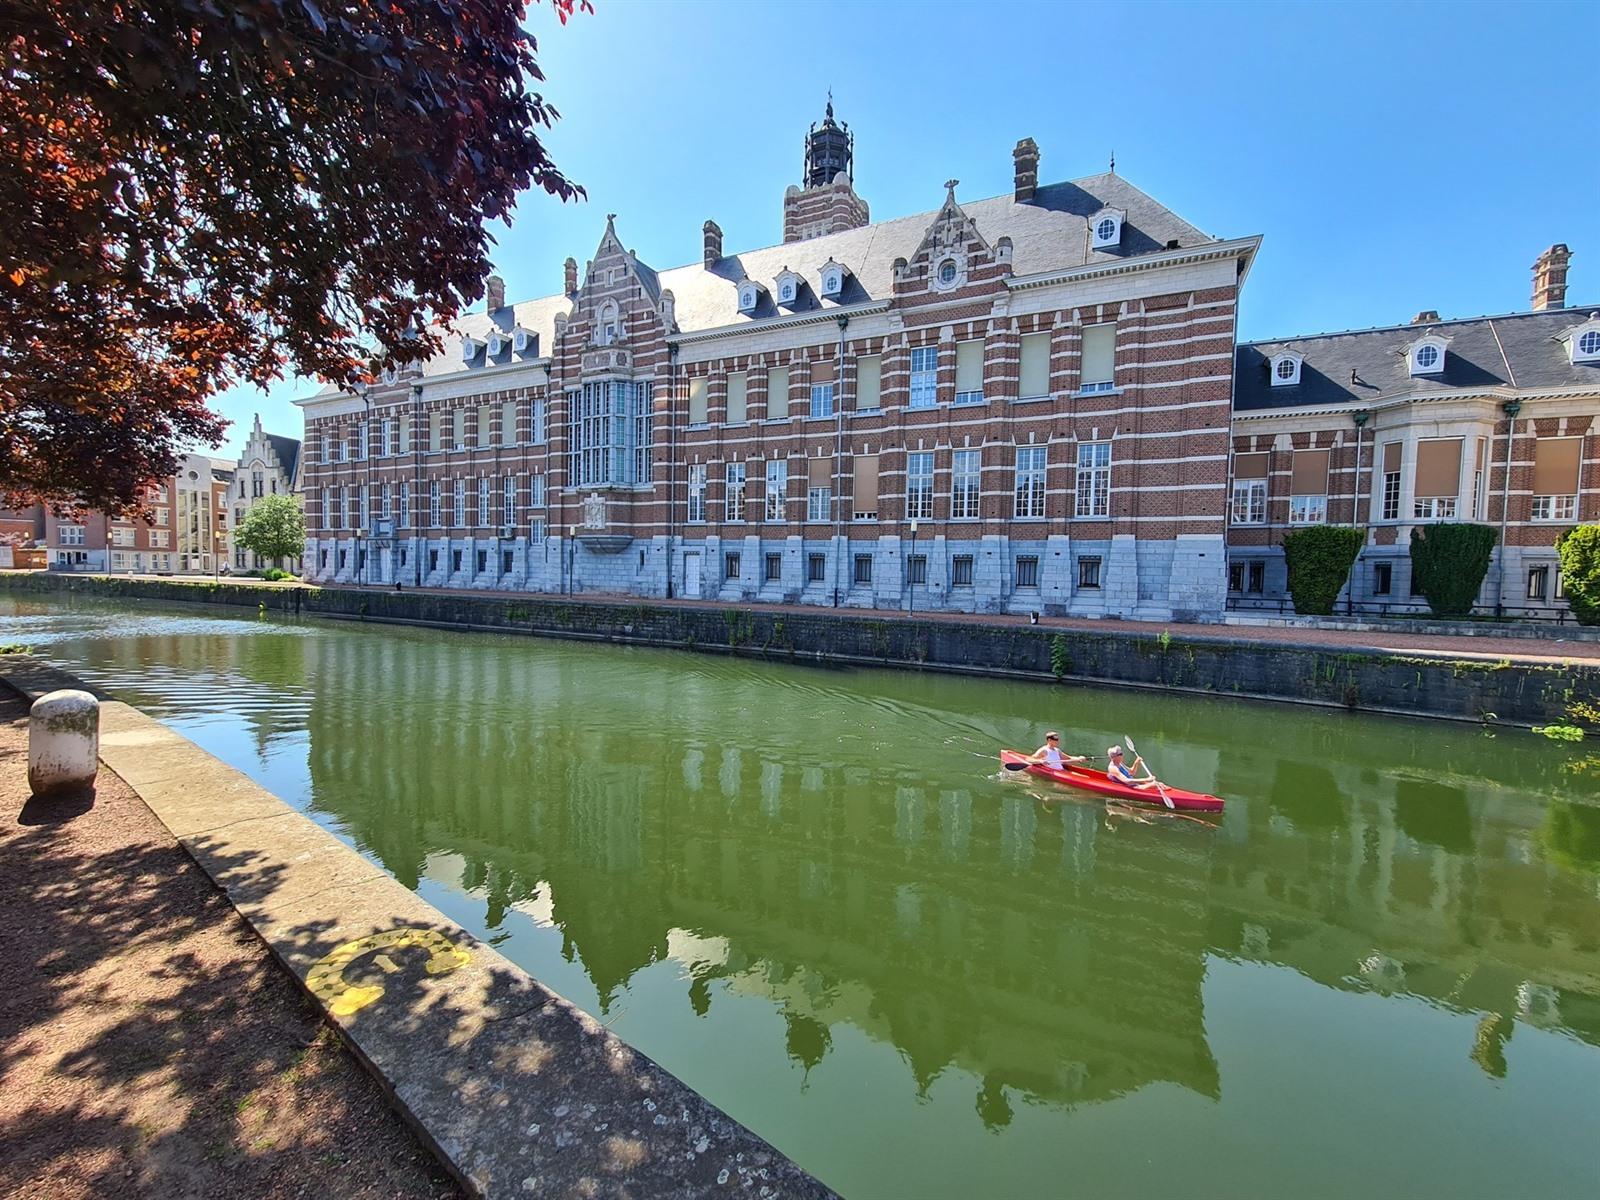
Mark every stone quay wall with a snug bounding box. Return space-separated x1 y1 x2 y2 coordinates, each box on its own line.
3 571 1592 726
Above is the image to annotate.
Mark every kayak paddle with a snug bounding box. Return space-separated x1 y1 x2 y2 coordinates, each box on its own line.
1124 735 1175 810
1003 753 1102 771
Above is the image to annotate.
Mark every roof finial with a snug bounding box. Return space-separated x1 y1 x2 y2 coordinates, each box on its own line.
944 178 959 200
825 89 833 122
1109 149 1115 175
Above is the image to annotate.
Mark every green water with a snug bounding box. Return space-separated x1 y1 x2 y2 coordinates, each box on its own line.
4 593 1598 1199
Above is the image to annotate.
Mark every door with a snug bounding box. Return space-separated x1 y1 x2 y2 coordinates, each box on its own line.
682 552 702 599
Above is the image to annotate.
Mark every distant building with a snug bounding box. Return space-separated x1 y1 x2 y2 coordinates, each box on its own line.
49 456 235 575
227 415 302 572
1228 247 1598 617
0 502 45 548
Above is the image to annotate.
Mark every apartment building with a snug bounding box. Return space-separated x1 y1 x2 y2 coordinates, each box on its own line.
50 455 235 575
300 106 1259 620
1228 247 1598 616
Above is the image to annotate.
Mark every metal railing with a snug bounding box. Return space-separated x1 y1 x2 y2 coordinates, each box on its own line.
1226 597 1577 625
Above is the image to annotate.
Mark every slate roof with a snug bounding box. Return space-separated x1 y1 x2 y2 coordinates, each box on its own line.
1235 306 1600 412
439 172 1216 364
264 432 301 484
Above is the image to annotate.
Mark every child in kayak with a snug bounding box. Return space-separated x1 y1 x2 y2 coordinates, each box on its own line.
1106 745 1161 790
1029 732 1087 771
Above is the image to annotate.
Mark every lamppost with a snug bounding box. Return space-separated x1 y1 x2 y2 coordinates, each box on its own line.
1494 399 1522 616
907 518 919 614
358 382 372 587
566 524 577 595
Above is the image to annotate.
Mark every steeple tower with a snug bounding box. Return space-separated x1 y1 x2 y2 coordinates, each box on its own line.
783 97 870 244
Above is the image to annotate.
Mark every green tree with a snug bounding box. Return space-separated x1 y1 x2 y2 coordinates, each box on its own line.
1409 523 1498 617
1281 526 1365 616
1557 525 1600 626
234 494 306 568
1 0 590 514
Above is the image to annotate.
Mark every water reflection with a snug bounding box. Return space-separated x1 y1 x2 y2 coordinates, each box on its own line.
7 594 1599 1199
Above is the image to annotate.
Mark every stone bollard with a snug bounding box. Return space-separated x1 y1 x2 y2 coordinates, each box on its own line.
28 689 100 797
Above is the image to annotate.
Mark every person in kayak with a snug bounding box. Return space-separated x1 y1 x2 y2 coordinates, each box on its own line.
1028 732 1087 770
1106 745 1161 790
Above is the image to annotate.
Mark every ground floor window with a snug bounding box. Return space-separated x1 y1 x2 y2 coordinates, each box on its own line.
338 549 347 569
1413 497 1457 520
476 549 488 575
451 549 463 574
1532 495 1577 522
319 549 328 569
502 549 514 575
1247 561 1265 594
1015 555 1040 589
1373 562 1392 595
1528 565 1549 601
908 554 927 585
428 549 439 573
764 552 782 583
1409 567 1425 597
399 547 408 568
1228 562 1244 593
807 553 826 583
853 554 872 585
1078 556 1102 590
952 555 974 587
724 552 740 581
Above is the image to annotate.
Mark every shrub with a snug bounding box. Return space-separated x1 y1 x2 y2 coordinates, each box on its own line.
1281 526 1366 615
1409 523 1498 617
1557 525 1600 626
261 567 294 582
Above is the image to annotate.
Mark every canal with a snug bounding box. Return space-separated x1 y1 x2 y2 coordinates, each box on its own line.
3 593 1598 1199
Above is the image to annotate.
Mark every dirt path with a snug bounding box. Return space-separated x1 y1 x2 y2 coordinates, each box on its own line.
0 685 462 1200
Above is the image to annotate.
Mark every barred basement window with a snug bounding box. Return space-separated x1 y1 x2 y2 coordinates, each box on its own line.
1373 562 1392 595
724 552 740 580
807 553 826 583
853 554 873 585
1247 561 1265 594
476 549 488 575
338 549 347 569
1228 562 1244 593
428 549 439 573
764 553 782 582
1016 555 1040 589
502 550 514 575
908 554 927 585
451 549 463 574
951 555 974 587
1077 556 1102 590
1528 565 1549 601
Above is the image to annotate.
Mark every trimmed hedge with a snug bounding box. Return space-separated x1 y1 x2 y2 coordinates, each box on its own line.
1409 523 1498 617
1557 525 1600 626
1282 526 1365 615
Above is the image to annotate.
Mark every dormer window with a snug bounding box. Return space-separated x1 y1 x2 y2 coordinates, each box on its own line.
1090 207 1125 249
460 336 485 364
774 268 803 306
1269 351 1303 386
486 331 507 357
1406 334 1449 376
380 364 399 386
737 281 762 314
819 258 848 298
512 326 538 355
1568 316 1600 364
595 300 620 345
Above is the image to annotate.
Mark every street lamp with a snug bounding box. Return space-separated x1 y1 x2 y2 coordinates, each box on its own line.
566 524 577 595
908 518 920 615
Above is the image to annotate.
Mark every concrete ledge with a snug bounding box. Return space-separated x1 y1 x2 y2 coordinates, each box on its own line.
1 655 837 1200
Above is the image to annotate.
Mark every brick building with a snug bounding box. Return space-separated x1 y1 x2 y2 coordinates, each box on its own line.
299 107 1259 619
49 454 235 575
1228 246 1599 617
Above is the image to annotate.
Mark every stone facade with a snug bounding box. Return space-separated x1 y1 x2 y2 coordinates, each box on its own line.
299 110 1258 620
227 415 303 572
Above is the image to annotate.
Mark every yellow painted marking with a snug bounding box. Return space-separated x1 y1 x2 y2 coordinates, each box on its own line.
306 927 471 1018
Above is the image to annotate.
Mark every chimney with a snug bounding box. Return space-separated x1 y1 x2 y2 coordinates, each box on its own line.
703 219 723 268
1411 310 1440 325
563 256 578 296
1012 137 1039 203
1532 244 1571 310
485 274 505 311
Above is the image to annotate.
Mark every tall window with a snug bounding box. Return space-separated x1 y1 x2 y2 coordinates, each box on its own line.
809 380 835 418
570 380 652 487
453 478 465 527
1231 480 1266 525
530 474 546 509
909 346 938 409
954 339 984 405
344 486 356 529
380 483 391 520
1018 331 1051 400
382 419 395 457
1532 437 1581 523
367 422 380 459
1075 441 1111 518
324 486 337 529
429 480 440 527
1015 446 1047 518
765 459 788 521
726 372 748 424
1080 324 1116 393
502 400 518 446
478 476 491 526
725 462 746 522
807 458 831 522
251 468 264 498
503 475 515 527
399 481 411 527
1289 449 1329 525
532 397 547 445
855 355 882 412
1413 438 1462 521
688 464 707 523
906 451 934 521
1381 442 1403 521
688 376 709 425
951 449 981 520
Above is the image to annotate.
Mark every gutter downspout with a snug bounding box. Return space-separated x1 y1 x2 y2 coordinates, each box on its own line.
411 380 424 587
666 343 678 598
832 315 848 608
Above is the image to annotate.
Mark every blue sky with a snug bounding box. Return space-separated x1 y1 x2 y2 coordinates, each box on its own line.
211 0 1598 455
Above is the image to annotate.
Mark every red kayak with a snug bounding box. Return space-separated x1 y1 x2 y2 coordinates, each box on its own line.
999 749 1226 812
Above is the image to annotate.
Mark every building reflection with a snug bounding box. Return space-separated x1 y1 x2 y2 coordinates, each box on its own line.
293 631 1600 1120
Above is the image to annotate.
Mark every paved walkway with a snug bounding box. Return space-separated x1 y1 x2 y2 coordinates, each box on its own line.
0 684 461 1200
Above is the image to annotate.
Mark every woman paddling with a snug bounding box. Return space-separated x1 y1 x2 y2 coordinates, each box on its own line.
1105 745 1162 791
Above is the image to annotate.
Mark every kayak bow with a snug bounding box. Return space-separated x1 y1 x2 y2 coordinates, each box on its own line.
999 749 1225 812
